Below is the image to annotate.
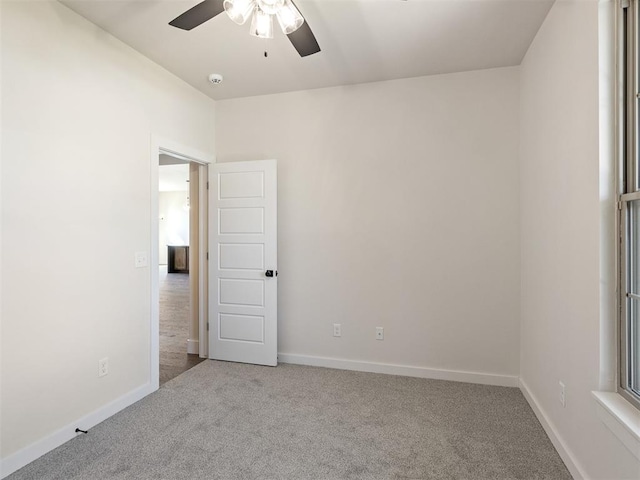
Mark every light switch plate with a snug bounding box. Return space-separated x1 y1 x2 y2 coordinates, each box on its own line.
135 251 148 268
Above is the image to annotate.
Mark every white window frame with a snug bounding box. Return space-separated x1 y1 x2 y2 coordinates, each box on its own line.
620 0 640 411
592 1 640 464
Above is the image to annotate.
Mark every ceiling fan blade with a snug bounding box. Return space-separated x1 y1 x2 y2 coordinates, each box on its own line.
287 21 321 57
169 0 225 31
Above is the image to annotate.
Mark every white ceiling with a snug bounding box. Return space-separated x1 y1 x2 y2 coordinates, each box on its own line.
61 0 553 100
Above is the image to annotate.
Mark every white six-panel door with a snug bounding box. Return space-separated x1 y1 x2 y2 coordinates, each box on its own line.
209 160 277 366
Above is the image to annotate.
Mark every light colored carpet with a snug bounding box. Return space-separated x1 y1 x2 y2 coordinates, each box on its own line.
7 361 571 480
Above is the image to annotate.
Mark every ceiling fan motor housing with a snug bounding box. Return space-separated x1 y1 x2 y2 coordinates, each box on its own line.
256 0 284 15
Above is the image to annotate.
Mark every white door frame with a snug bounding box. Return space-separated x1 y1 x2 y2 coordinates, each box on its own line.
196 166 209 359
150 135 214 390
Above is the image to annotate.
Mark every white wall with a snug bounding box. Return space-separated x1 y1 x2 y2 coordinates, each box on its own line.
159 191 190 265
8 1 636 478
215 67 521 380
0 0 215 464
519 1 640 478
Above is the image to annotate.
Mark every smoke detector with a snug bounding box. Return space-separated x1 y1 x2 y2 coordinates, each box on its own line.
208 73 223 85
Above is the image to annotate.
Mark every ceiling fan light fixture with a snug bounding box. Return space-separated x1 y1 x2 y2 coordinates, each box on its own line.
275 0 304 34
250 7 274 38
223 0 255 25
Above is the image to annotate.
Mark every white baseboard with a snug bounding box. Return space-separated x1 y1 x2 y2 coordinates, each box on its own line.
187 339 199 355
519 378 588 480
0 382 155 479
278 353 519 387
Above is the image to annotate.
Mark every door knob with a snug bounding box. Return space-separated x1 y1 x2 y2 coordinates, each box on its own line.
265 270 277 277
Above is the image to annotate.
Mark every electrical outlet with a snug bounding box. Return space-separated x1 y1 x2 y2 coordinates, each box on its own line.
333 323 341 337
98 357 109 377
559 381 566 407
376 327 384 340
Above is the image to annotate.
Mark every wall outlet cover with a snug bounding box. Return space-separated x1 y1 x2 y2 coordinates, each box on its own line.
98 357 109 377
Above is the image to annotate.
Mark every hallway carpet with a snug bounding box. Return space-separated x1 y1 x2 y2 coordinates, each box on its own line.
7 361 570 480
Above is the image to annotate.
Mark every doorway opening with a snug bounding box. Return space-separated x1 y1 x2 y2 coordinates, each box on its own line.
158 154 205 384
151 141 211 389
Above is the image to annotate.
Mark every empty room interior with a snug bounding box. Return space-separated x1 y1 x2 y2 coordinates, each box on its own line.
2 0 640 479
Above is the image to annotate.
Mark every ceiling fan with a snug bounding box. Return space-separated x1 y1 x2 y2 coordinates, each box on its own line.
169 0 321 57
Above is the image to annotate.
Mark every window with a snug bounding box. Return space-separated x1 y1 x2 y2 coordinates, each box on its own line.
621 0 640 409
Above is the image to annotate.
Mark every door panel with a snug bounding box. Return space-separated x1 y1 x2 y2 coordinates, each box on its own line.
219 171 265 198
219 314 264 343
219 244 264 270
209 160 277 366
219 208 264 234
219 278 264 306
